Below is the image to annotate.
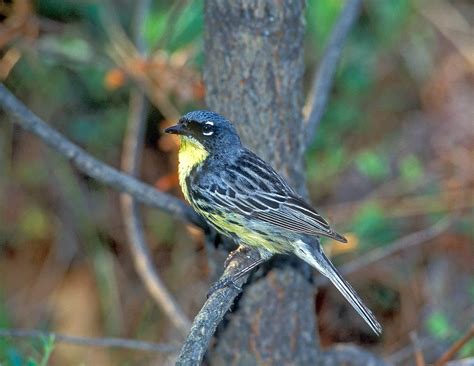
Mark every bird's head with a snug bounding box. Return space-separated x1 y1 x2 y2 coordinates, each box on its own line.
165 110 241 152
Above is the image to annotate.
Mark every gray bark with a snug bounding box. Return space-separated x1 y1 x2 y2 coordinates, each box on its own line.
203 1 320 364
204 0 307 191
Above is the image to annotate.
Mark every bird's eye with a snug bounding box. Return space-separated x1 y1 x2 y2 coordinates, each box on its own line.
202 121 214 136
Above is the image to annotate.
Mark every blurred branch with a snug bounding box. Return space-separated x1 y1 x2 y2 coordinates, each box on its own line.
410 332 426 366
416 0 474 68
131 0 150 54
386 336 438 365
100 0 181 121
314 217 452 287
0 83 206 228
120 0 191 337
434 324 474 366
321 344 387 366
304 0 362 145
0 328 178 353
324 186 473 221
176 251 262 365
152 0 189 52
107 39 181 122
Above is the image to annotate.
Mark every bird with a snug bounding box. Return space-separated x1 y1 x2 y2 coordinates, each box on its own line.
165 110 382 336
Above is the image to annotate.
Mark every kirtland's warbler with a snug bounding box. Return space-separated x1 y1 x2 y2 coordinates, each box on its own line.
165 110 382 335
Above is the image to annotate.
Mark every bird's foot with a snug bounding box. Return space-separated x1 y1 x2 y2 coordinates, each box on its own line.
207 276 242 298
224 246 250 268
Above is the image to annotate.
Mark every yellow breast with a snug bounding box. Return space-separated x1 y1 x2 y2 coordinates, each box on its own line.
178 136 209 202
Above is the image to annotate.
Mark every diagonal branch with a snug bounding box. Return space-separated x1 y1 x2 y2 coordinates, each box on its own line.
433 324 474 366
304 0 362 146
176 251 262 365
410 332 426 366
0 328 178 353
120 0 191 337
0 83 206 229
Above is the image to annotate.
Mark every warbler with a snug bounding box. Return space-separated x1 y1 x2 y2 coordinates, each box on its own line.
165 110 382 335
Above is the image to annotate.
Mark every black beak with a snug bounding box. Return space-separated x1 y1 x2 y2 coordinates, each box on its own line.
164 124 185 135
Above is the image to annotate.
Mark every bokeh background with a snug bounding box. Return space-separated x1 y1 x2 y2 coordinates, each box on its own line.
0 0 473 364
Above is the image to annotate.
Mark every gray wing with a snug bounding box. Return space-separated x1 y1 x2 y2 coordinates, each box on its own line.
191 150 347 243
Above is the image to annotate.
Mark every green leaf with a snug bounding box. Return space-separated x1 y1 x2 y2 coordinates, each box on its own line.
144 10 169 48
39 35 93 63
351 201 399 248
306 0 344 49
367 0 410 45
459 339 474 357
167 0 204 52
355 150 389 180
426 311 450 339
27 358 38 366
39 335 55 366
399 154 424 184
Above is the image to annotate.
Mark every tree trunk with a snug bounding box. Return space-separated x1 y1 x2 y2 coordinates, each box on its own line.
203 1 321 364
204 0 307 192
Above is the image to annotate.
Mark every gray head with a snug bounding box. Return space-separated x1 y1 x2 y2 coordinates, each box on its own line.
165 110 241 152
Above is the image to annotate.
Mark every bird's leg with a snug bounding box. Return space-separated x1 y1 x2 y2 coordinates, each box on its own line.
208 256 267 296
224 245 250 268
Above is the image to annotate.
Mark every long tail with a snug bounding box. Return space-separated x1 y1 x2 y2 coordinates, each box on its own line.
294 240 382 336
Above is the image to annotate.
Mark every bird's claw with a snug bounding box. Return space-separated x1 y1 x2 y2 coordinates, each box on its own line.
207 276 242 298
224 246 250 268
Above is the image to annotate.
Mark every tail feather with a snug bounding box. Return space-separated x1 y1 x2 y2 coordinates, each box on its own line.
321 255 382 335
294 240 382 335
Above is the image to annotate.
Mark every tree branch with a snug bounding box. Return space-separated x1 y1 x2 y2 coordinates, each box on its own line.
0 328 178 353
434 324 474 366
410 332 426 366
119 0 191 337
304 0 362 146
176 251 262 365
0 83 206 229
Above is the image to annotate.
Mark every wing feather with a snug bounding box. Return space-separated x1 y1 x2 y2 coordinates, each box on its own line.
191 149 347 243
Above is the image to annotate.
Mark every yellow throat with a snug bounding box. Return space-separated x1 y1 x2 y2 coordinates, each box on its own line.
178 136 209 202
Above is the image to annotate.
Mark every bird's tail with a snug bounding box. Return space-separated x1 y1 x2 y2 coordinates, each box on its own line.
294 241 382 336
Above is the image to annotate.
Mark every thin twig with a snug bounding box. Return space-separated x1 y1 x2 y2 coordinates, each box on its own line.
415 1 474 68
434 324 474 366
304 0 362 146
120 0 191 337
152 0 189 53
410 331 426 366
0 328 178 353
385 337 437 366
314 217 452 287
0 83 206 229
103 1 182 122
386 306 474 365
176 250 262 365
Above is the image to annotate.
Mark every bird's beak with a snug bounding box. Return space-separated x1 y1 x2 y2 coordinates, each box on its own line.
164 124 185 135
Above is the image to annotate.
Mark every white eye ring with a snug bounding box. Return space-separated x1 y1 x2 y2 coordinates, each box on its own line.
203 121 214 136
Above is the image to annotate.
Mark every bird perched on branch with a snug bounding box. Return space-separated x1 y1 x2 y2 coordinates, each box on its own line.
165 110 382 335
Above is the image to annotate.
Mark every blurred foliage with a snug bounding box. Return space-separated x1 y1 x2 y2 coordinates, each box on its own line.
0 0 472 364
0 334 54 366
426 311 450 339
